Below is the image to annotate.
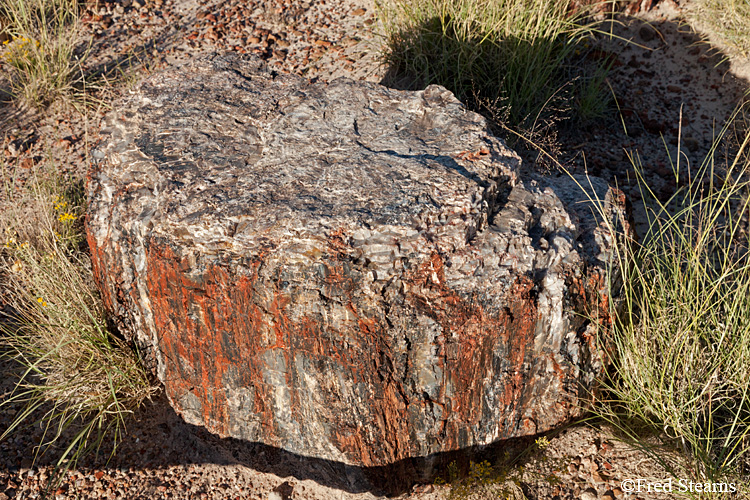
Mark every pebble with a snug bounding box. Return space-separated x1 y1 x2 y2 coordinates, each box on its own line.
591 469 606 484
581 487 599 500
638 24 655 41
683 136 700 152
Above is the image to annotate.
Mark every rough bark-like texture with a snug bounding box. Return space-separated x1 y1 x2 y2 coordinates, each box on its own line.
87 53 628 468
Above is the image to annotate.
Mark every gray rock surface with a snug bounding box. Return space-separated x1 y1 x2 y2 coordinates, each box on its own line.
86 53 628 468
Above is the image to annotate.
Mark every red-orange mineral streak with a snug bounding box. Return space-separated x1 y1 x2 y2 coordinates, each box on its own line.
89 217 560 465
138 235 418 465
403 253 539 448
144 241 272 442
87 211 594 466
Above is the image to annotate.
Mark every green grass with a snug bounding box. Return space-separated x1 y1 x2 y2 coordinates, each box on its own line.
0 0 83 107
589 105 750 494
689 0 750 58
0 164 157 478
376 0 612 137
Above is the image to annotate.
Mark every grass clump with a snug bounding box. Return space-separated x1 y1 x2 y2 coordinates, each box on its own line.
689 0 750 58
596 108 750 488
377 0 611 136
0 167 156 475
0 0 83 107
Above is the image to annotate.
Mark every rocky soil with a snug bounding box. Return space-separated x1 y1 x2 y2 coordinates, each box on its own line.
1 0 749 498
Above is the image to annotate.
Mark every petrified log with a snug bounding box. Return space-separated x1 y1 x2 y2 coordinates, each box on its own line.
87 53 627 467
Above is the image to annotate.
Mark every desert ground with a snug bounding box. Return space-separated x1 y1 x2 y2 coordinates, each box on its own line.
2 0 750 498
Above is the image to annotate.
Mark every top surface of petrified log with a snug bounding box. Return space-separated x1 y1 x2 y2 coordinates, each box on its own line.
94 54 519 264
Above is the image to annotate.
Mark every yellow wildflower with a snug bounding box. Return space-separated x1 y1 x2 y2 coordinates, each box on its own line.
535 436 550 450
58 212 76 223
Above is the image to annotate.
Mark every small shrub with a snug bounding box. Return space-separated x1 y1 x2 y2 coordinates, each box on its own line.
0 166 156 477
433 437 559 499
0 0 82 107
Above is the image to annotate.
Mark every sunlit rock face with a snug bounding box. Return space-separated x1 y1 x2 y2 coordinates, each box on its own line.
87 53 627 467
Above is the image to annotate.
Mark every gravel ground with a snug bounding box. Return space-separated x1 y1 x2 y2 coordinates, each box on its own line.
2 0 750 498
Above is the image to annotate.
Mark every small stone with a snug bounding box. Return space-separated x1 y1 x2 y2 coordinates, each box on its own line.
581 487 598 500
684 136 700 152
273 481 294 499
655 162 671 179
591 469 606 483
352 7 366 15
412 484 434 493
602 490 616 500
612 487 624 498
639 25 655 41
